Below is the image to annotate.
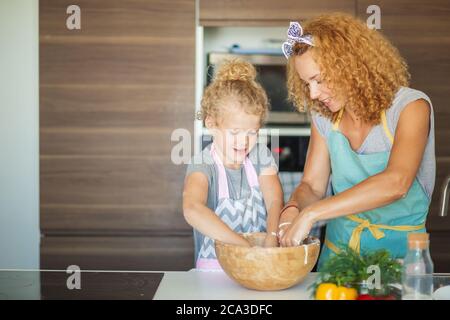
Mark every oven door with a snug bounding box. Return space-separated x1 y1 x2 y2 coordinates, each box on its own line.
201 127 310 173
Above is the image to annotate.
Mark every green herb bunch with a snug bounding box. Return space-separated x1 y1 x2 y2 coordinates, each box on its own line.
310 245 402 297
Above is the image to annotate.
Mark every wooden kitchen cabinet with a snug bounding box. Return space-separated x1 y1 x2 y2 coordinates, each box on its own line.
199 0 356 26
40 0 195 271
40 236 194 271
357 0 450 271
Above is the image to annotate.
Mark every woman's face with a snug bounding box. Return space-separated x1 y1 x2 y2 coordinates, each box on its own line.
294 50 344 113
206 102 260 168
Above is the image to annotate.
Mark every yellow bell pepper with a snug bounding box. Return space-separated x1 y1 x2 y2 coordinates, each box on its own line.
336 286 358 300
315 283 358 300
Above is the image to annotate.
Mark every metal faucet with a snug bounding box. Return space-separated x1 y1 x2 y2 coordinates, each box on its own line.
439 175 450 217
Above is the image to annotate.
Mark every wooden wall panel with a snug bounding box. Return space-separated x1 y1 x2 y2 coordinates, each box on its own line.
40 86 193 128
199 0 356 26
428 158 450 230
40 204 190 234
40 235 194 271
40 42 193 86
41 157 180 206
40 0 196 270
40 0 194 38
40 129 178 156
429 231 450 273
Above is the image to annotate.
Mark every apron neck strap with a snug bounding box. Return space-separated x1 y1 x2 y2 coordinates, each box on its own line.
332 107 345 131
210 143 259 199
332 107 394 144
380 110 394 144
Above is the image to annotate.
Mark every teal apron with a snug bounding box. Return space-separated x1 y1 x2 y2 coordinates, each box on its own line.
317 107 429 270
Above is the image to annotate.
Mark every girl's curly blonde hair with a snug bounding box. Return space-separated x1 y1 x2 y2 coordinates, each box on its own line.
287 13 410 124
198 58 269 127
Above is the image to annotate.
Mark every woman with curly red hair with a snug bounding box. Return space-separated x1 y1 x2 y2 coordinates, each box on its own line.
277 13 435 269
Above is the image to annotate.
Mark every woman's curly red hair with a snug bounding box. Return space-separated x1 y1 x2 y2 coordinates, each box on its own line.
287 13 410 124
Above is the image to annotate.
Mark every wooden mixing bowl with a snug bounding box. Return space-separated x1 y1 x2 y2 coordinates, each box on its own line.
215 232 320 291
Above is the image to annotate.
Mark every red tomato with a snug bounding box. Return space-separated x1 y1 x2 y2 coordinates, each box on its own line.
356 294 377 300
375 295 396 300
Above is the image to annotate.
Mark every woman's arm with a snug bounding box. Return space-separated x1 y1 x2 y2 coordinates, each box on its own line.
278 119 331 239
258 166 284 247
183 172 250 247
281 99 431 246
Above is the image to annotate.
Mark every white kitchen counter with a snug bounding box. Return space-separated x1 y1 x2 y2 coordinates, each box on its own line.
153 269 317 300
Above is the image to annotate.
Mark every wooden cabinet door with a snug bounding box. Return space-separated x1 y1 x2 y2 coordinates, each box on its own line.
357 0 450 271
200 0 356 26
40 0 195 270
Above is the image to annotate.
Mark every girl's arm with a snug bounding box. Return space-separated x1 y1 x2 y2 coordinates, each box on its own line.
281 99 431 246
258 166 284 247
183 171 250 247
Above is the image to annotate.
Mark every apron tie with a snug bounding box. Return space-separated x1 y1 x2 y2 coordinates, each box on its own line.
347 215 425 254
348 216 386 254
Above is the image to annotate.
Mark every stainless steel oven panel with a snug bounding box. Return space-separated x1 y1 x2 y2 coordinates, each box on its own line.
208 52 286 66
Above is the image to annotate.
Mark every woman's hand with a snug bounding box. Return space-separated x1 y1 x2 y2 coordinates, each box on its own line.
279 206 300 225
263 233 279 248
280 209 315 247
276 206 300 241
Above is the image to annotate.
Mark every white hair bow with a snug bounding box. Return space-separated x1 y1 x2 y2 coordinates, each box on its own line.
282 21 314 59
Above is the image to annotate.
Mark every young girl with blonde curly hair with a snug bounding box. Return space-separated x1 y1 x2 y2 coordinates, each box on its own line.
183 59 283 270
277 13 435 269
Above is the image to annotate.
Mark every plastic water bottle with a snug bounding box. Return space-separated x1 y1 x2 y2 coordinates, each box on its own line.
401 233 434 300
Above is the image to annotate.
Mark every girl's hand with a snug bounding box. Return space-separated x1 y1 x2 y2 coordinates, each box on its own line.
280 209 315 247
236 234 252 247
263 234 279 248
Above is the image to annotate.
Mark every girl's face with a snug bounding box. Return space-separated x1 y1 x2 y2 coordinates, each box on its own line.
206 103 261 169
294 50 344 113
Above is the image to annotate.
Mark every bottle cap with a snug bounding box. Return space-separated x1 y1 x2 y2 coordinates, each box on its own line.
407 232 429 249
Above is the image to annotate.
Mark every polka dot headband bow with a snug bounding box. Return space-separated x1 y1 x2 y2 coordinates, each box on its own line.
282 21 314 59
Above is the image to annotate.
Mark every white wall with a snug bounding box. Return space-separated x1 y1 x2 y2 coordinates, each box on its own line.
0 0 39 269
